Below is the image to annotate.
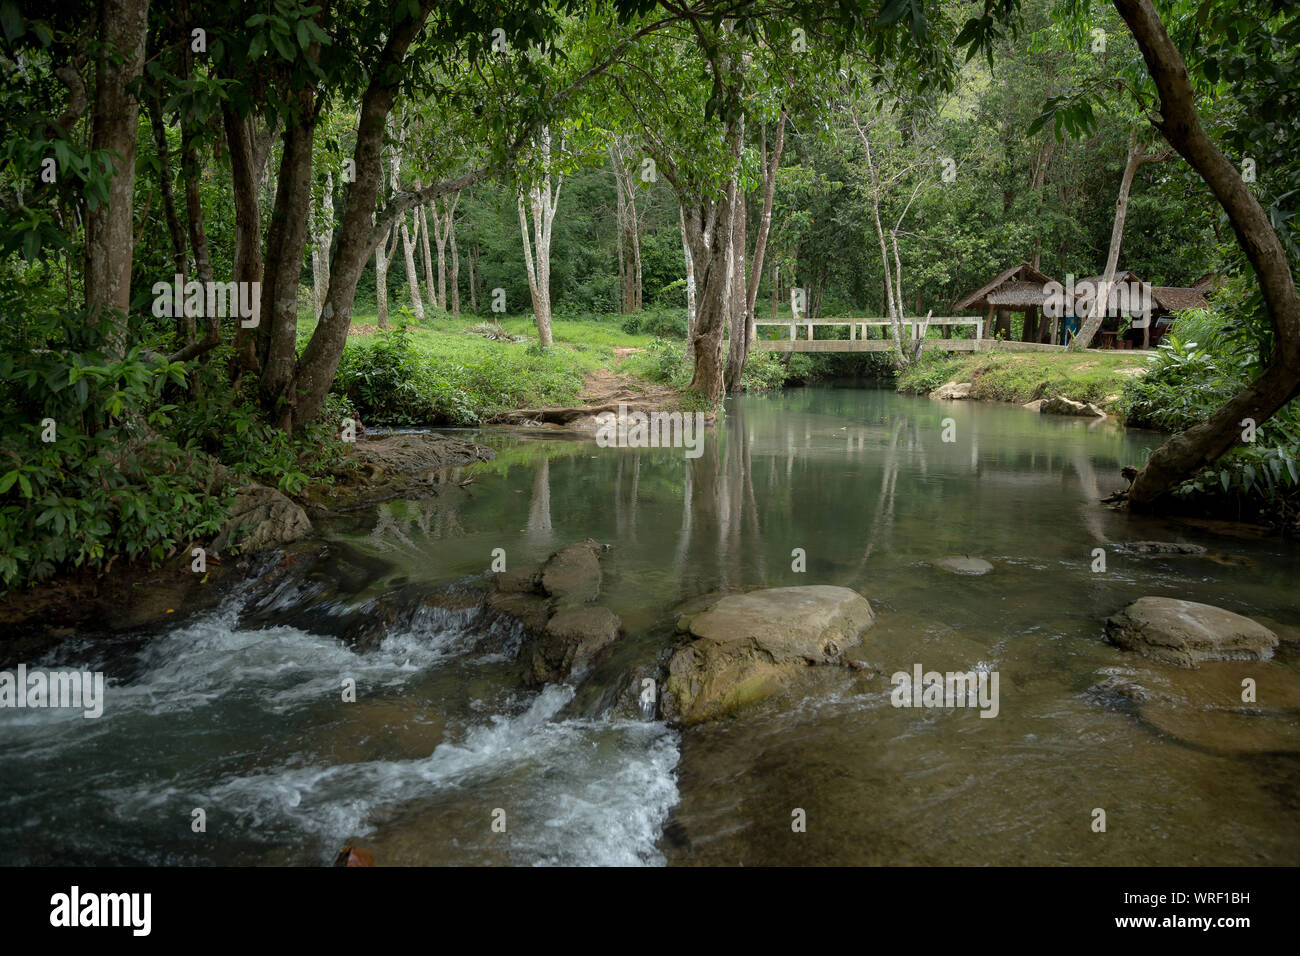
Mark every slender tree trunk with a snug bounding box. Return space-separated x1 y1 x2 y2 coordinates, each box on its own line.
449 215 461 318
418 201 436 309
258 84 319 427
1072 130 1168 350
399 209 424 319
224 107 266 380
681 204 697 344
84 0 149 357
290 0 439 432
311 171 334 321
375 226 399 328
517 127 560 347
148 98 190 343
473 243 483 314
724 193 748 390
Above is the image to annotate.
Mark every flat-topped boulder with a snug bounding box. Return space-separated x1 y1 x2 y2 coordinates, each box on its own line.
1105 597 1279 668
664 586 875 725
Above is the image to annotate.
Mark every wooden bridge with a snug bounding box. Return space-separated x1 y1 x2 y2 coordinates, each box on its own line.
753 317 1067 353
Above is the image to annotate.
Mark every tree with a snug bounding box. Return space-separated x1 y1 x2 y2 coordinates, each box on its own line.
517 125 563 347
610 136 643 313
84 0 150 357
1068 133 1170 350
1110 0 1300 507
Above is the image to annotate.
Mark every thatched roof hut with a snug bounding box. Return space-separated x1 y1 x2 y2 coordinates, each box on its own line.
952 262 1056 311
952 262 1058 343
1073 272 1209 315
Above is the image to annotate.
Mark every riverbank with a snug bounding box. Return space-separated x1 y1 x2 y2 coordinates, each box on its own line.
895 350 1150 414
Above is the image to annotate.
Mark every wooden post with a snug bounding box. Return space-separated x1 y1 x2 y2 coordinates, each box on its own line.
807 322 812 341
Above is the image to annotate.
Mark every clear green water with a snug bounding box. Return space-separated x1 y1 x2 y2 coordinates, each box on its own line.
2 385 1297 865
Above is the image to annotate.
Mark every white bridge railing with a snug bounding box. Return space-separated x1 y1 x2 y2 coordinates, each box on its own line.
753 316 984 342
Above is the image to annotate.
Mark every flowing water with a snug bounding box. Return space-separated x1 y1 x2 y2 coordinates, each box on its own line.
2 385 1298 866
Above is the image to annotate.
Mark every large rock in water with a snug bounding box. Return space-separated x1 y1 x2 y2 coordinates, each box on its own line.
212 485 311 554
929 381 972 400
664 586 875 725
539 539 607 605
1105 597 1279 668
1041 395 1107 417
527 606 622 685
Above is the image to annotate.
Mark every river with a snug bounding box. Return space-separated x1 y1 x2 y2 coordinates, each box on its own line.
2 385 1298 865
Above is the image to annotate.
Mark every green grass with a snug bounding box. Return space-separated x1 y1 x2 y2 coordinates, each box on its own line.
302 302 681 426
896 351 1149 410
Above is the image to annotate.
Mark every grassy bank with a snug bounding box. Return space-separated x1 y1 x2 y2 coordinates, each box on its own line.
310 307 679 426
895 350 1149 411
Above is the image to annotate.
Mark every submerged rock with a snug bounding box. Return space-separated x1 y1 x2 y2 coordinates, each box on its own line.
1113 541 1208 556
1095 662 1300 754
932 556 993 575
212 484 311 555
664 585 875 725
1105 597 1279 668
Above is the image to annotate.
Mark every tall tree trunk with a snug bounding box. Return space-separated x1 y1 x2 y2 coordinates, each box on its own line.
681 204 697 348
375 226 399 328
258 84 318 428
84 0 149 357
290 0 438 432
854 116 907 367
683 112 744 405
399 209 424 319
724 193 748 390
1114 0 1300 507
468 243 479 315
149 98 190 343
224 107 267 380
418 202 436 307
311 171 334 321
449 214 461 318
180 119 216 356
518 127 560 347
1072 130 1168 350
610 138 643 313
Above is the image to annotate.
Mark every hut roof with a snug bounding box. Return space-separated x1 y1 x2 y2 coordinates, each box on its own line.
1152 286 1210 312
1191 272 1217 293
952 262 1056 311
1075 271 1143 288
985 281 1056 307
